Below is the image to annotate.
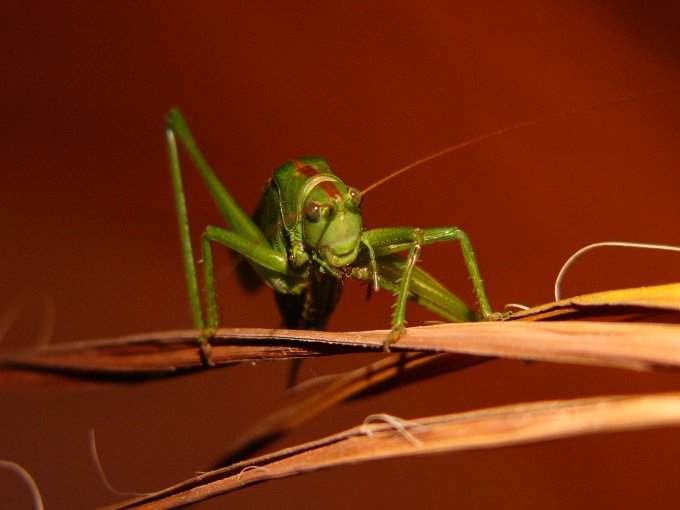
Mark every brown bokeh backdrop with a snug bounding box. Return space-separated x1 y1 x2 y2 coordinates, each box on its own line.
2 2 680 508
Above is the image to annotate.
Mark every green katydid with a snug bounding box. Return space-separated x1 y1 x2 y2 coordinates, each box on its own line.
166 110 493 363
165 86 678 364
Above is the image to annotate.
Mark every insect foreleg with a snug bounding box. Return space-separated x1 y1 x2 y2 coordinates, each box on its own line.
360 238 380 291
201 226 289 333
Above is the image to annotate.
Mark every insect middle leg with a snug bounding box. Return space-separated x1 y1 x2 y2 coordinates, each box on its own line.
361 226 493 349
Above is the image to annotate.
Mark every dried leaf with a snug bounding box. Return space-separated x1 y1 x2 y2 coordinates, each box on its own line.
100 392 680 510
509 282 680 321
3 320 680 385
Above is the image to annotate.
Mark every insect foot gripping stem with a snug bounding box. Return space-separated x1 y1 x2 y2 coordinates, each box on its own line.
384 324 406 353
198 333 216 367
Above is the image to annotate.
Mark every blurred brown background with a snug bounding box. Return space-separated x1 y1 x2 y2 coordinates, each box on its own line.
1 2 679 508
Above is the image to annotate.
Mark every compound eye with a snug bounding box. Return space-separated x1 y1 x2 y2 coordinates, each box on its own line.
347 187 362 208
305 201 322 222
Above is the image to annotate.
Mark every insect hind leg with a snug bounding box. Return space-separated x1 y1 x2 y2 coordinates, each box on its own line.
166 109 280 366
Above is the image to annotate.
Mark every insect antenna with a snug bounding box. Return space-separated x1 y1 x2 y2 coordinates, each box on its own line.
359 85 680 197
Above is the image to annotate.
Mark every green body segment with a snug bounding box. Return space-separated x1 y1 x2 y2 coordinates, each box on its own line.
165 108 493 356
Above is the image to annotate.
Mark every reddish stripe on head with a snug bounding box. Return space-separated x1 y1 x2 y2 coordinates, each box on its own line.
293 160 343 200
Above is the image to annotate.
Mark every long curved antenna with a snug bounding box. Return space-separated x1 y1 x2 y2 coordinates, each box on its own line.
554 241 680 300
360 85 680 197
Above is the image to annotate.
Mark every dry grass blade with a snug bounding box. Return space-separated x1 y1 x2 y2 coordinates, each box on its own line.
2 321 680 386
0 328 372 384
382 321 680 370
2 313 680 387
101 392 680 510
510 282 680 321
